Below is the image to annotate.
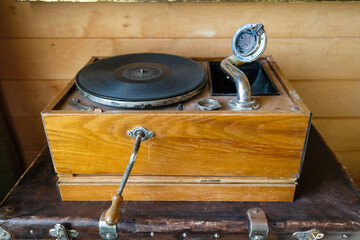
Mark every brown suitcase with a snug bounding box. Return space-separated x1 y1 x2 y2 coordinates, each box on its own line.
1 126 360 239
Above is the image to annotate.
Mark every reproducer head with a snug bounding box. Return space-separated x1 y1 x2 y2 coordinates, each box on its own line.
231 23 267 63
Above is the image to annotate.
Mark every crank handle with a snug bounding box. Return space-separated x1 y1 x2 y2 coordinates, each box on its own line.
103 127 154 226
104 194 123 226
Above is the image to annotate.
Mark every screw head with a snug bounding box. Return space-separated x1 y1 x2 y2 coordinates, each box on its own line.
214 233 220 238
182 232 188 238
1 232 7 236
150 232 155 237
106 233 113 239
342 234 349 239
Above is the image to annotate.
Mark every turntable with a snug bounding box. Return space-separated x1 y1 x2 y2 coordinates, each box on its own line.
42 24 311 208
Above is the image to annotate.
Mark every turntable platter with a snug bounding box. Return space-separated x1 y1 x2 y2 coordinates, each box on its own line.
76 53 206 108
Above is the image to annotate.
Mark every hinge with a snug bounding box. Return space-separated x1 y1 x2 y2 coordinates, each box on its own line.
0 226 11 240
49 224 79 240
293 229 324 240
247 208 269 240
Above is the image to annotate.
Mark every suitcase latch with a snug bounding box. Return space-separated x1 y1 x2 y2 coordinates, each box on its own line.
99 211 118 240
247 208 269 240
49 224 79 240
293 229 324 240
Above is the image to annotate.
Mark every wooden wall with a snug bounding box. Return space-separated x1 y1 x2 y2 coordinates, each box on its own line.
0 1 359 186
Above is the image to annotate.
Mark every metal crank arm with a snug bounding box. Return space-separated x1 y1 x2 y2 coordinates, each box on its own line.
99 127 154 240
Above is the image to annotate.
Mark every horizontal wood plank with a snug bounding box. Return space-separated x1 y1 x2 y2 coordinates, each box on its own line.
59 175 297 184
1 1 360 38
59 183 295 201
0 38 359 80
291 80 360 117
0 80 69 118
6 117 47 151
266 38 360 80
312 118 360 152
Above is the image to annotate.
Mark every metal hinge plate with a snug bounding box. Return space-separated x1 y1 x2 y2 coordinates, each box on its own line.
49 224 79 240
247 208 269 240
293 229 324 240
127 126 154 141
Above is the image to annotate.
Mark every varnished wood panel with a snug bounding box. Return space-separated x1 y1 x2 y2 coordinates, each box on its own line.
58 183 295 201
291 80 360 117
0 80 69 118
43 113 309 177
58 175 297 184
1 1 360 38
0 38 359 80
312 118 360 152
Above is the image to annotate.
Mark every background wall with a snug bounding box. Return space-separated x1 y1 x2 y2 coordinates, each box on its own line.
0 1 359 186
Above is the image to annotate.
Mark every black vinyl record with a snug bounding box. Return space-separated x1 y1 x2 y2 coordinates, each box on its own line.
76 53 206 108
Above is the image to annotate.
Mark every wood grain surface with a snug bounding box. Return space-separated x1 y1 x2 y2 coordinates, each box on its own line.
43 112 309 177
58 175 297 184
0 38 359 80
58 183 296 201
1 2 359 38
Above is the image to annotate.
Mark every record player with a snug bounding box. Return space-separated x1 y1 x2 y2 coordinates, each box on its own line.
42 24 311 207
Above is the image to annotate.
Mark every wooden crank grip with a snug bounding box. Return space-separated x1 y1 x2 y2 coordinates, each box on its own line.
105 194 123 225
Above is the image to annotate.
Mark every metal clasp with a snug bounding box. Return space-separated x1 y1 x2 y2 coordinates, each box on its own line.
0 226 11 240
49 224 79 240
293 229 324 240
99 211 118 240
247 208 269 240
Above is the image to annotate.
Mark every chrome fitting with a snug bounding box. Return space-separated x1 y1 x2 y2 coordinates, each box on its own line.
220 57 260 111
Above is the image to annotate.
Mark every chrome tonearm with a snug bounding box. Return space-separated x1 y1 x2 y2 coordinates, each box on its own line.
221 23 267 111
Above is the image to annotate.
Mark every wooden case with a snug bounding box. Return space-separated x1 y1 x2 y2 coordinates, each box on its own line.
41 56 311 201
